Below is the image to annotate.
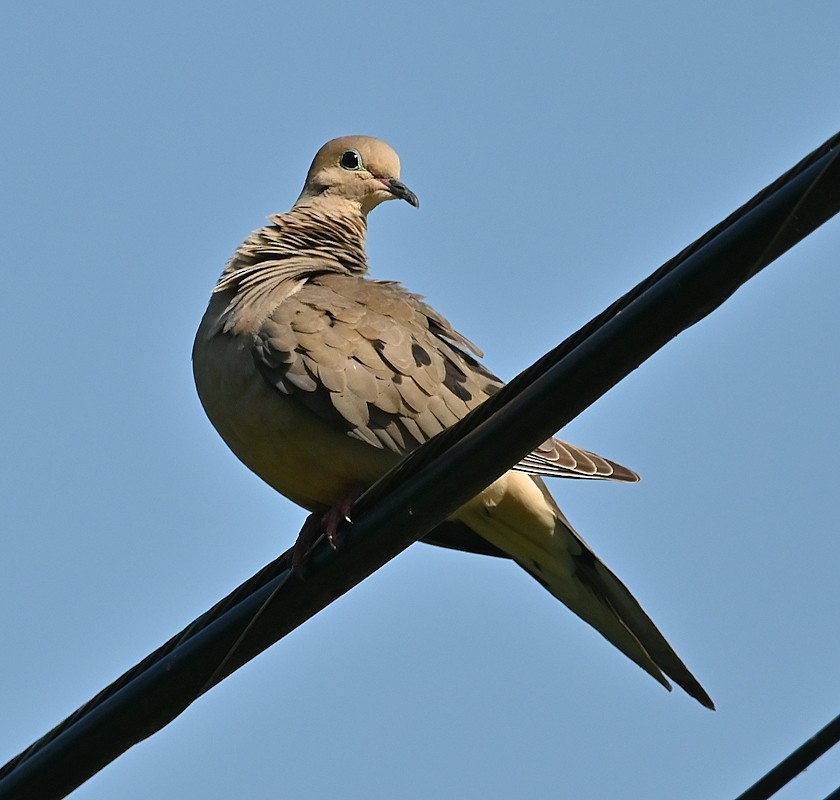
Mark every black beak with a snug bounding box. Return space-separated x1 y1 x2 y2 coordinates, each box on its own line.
385 178 419 208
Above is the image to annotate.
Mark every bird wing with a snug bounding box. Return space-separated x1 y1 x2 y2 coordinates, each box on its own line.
251 272 637 481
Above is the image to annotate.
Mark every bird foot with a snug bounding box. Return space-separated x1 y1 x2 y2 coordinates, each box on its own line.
291 487 363 574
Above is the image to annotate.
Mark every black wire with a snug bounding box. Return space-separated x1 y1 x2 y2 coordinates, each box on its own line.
1 130 839 800
356 128 840 513
734 712 840 800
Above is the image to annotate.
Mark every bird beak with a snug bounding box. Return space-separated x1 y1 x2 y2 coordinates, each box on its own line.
383 178 419 208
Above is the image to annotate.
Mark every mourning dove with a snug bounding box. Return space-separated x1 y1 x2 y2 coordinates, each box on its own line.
192 136 713 709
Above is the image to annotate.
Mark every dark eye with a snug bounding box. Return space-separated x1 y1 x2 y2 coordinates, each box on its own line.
339 149 362 170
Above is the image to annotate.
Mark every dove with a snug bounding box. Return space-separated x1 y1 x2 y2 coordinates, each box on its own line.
192 135 713 708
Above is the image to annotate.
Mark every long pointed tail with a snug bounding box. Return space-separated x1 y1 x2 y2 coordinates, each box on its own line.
529 517 714 709
459 473 714 709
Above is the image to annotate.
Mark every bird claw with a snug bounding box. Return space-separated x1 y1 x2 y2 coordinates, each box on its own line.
322 499 354 550
290 487 362 575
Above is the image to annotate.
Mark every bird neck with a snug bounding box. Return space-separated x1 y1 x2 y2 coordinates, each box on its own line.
209 202 371 337
287 201 369 273
234 201 370 277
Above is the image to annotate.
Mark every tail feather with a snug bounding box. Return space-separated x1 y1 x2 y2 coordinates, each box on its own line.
566 547 715 709
459 473 714 709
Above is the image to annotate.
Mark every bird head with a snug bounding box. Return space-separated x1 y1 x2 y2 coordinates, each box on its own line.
295 136 419 215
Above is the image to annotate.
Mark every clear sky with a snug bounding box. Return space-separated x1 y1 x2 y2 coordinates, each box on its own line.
2 3 839 798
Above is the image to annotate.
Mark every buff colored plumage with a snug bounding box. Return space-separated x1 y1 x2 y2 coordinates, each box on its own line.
192 136 713 708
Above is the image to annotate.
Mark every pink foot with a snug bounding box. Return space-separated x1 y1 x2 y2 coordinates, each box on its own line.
291 486 364 574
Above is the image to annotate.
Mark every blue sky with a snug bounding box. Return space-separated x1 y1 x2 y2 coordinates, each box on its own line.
2 2 839 798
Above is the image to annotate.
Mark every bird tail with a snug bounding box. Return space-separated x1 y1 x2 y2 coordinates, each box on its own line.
460 474 714 709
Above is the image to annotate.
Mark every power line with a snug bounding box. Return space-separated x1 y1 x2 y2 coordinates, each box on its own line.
734 711 840 800
1 131 838 800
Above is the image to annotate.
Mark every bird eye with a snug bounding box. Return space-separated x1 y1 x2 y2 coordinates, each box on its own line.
339 149 363 170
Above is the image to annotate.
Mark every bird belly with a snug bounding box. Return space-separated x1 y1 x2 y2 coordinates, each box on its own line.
192 329 396 512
